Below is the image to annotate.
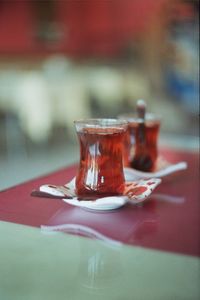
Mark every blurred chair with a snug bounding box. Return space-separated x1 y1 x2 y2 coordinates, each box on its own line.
0 69 28 159
14 70 53 143
122 69 151 106
86 66 124 112
43 56 91 138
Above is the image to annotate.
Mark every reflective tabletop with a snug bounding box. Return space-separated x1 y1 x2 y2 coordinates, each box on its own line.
0 148 199 299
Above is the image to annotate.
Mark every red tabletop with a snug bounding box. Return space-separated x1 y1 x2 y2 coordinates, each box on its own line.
0 148 199 257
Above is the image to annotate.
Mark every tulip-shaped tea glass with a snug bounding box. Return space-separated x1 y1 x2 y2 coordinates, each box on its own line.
75 119 128 198
118 113 161 172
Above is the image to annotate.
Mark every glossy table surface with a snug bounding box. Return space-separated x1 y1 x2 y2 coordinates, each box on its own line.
0 148 199 300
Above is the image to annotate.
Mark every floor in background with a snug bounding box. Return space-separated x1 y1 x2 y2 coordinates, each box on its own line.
0 142 79 191
0 134 198 191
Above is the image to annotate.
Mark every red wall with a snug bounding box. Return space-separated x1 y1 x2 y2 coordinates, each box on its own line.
0 0 163 58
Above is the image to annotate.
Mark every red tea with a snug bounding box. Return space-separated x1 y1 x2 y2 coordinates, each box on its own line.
75 126 126 198
122 129 132 167
129 119 160 172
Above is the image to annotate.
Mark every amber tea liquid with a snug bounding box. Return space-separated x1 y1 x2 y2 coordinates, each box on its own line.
129 119 160 172
75 125 127 198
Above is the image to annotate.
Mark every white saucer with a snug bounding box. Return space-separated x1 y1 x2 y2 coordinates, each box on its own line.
38 177 161 212
124 159 187 181
63 196 128 211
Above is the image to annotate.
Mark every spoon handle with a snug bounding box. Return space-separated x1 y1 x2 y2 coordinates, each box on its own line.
30 190 73 199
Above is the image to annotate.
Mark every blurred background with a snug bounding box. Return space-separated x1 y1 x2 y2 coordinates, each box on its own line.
0 0 199 190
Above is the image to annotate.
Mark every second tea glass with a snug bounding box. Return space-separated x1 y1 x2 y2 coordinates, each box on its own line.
119 113 161 172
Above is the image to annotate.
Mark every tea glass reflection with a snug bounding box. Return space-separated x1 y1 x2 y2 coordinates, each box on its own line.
74 119 128 198
119 113 161 172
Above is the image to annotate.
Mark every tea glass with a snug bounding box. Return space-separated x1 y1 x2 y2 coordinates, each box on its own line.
74 119 128 198
118 113 161 172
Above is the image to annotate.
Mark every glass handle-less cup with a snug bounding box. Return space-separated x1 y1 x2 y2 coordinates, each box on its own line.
74 119 128 198
118 113 161 172
131 115 160 172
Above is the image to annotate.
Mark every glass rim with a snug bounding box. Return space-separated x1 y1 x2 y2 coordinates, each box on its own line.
74 118 128 127
118 112 161 123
